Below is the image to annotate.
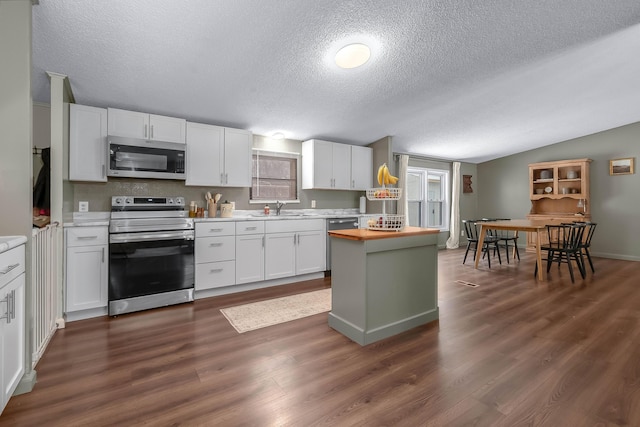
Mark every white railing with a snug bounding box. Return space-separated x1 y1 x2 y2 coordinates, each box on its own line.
31 223 62 367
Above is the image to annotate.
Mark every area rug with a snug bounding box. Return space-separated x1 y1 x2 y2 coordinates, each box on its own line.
220 288 332 333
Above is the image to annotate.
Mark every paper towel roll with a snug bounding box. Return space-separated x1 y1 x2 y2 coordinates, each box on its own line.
359 196 366 214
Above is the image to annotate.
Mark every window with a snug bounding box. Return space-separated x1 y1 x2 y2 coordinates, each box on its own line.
250 149 300 203
407 167 449 230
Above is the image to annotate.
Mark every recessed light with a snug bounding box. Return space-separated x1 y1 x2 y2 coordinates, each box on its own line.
335 43 370 69
271 132 285 140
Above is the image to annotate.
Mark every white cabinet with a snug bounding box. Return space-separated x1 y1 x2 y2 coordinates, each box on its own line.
185 122 252 187
264 219 326 280
69 104 108 182
350 145 373 190
195 222 236 290
302 139 372 190
0 242 25 414
107 107 186 144
65 227 108 315
235 221 265 284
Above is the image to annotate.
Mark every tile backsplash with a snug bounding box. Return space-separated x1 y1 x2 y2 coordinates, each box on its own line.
70 177 361 212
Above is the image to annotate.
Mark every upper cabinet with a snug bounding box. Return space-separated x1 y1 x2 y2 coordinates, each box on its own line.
302 139 372 190
350 145 373 190
107 108 186 144
69 104 108 182
185 122 252 187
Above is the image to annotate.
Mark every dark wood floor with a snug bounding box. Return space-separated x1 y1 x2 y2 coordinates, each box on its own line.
2 248 639 426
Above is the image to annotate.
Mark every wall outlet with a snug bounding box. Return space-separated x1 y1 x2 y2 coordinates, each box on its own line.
461 230 464 236
311 200 316 208
79 201 89 212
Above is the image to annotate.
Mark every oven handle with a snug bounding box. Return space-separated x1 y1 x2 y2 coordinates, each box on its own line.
110 230 195 244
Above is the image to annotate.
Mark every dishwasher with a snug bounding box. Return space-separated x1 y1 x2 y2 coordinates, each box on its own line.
326 217 360 271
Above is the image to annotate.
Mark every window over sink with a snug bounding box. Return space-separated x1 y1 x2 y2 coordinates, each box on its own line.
250 149 300 203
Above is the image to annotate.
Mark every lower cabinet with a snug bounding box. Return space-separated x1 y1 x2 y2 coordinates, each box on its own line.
65 227 108 316
264 219 326 280
193 219 326 291
235 221 265 285
0 242 26 414
195 223 236 290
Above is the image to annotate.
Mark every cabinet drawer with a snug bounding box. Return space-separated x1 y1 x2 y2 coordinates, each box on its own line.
196 236 235 263
265 219 325 234
195 260 236 290
236 221 264 235
0 245 25 289
195 222 235 237
66 227 108 247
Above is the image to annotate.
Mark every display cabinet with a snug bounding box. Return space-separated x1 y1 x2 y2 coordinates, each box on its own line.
526 158 592 250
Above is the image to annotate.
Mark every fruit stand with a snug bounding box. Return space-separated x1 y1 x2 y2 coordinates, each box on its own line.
365 163 405 231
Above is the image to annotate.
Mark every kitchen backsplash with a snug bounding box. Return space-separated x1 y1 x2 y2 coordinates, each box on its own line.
70 178 362 212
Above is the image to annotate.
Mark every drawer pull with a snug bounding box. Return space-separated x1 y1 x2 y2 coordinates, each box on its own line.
209 228 223 232
246 226 257 231
209 268 223 273
77 235 98 240
0 263 20 275
209 243 223 247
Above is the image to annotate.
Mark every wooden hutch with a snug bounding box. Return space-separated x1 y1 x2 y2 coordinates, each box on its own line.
526 158 592 251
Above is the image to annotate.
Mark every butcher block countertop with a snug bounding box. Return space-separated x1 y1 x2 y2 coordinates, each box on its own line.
328 226 439 241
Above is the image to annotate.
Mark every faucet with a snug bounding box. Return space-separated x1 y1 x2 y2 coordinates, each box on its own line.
275 200 286 216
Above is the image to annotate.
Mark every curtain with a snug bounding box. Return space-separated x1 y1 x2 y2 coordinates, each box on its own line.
446 161 460 249
397 154 409 224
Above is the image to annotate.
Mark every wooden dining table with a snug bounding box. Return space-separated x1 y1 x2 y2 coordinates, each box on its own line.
473 219 550 281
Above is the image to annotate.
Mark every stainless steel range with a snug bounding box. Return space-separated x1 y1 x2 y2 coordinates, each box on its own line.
108 196 194 316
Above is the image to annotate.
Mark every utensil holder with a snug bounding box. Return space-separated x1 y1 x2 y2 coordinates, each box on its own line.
208 201 217 218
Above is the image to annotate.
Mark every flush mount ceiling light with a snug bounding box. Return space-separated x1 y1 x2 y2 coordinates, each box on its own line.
271 132 285 140
335 43 371 69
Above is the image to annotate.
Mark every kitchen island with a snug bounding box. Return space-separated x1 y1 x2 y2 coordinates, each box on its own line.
327 226 440 346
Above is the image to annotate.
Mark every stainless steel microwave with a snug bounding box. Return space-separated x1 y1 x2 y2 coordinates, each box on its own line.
107 136 186 180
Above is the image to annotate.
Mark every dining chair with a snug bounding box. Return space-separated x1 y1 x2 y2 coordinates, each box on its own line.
574 222 597 273
482 218 520 263
462 219 502 267
534 223 586 283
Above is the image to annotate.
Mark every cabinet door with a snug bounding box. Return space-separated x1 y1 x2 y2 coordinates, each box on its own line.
332 143 351 189
312 140 334 189
66 245 108 312
223 128 252 187
264 233 296 280
149 114 186 144
236 234 264 284
69 104 108 182
107 108 149 139
186 122 224 186
1 273 25 407
296 230 326 274
350 145 372 190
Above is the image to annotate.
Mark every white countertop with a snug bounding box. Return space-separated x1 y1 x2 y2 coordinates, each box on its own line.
0 236 27 254
63 209 365 226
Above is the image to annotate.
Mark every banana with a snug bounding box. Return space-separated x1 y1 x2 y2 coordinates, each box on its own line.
377 163 399 186
377 163 386 186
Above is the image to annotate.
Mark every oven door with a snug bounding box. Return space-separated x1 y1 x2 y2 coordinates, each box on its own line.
109 230 194 309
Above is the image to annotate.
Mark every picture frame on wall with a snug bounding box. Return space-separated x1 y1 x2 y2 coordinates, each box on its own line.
609 157 635 175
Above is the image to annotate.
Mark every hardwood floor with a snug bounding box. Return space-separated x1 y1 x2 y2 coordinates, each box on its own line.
2 249 639 426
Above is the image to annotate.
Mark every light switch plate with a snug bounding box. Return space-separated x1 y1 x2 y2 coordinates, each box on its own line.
311 200 316 208
79 201 89 212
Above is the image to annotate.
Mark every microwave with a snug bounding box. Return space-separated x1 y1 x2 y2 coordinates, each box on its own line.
107 136 186 180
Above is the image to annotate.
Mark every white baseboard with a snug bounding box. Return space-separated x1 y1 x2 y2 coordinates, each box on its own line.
195 272 325 300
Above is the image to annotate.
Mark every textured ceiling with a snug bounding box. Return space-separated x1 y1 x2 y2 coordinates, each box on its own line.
32 0 640 163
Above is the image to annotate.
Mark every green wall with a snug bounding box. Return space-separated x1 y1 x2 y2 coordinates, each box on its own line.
477 121 640 261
